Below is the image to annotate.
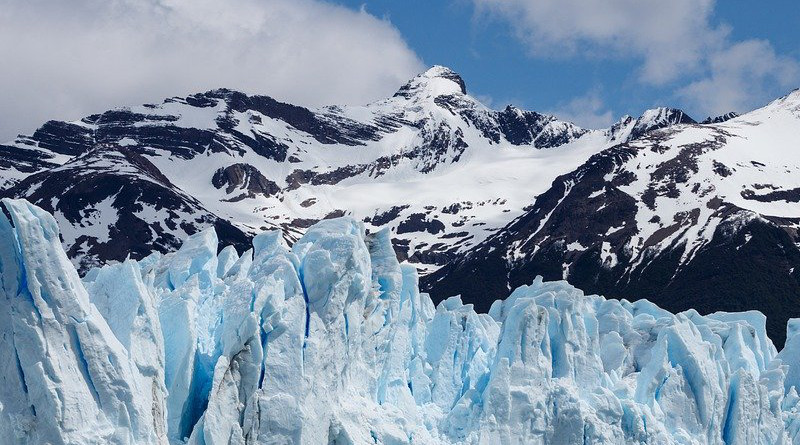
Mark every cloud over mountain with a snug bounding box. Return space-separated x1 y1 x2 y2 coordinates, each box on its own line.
0 0 424 140
472 0 799 118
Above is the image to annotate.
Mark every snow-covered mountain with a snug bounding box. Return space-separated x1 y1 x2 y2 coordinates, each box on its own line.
0 66 683 275
4 199 800 444
2 66 799 347
425 89 800 347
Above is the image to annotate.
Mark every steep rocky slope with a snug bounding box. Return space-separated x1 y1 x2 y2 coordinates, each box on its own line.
425 90 800 346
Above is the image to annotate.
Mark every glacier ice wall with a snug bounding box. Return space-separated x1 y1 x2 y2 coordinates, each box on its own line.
2 197 800 444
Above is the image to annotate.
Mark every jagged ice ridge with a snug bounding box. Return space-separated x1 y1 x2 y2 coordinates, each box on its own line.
2 198 800 444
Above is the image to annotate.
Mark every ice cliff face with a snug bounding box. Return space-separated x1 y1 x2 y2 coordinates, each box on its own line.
2 198 800 444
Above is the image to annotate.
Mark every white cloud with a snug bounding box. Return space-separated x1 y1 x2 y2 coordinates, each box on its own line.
678 39 800 117
473 94 498 109
472 0 724 85
471 0 799 118
547 89 615 129
0 0 424 140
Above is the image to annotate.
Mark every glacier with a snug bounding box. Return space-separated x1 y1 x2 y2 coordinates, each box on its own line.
2 198 800 444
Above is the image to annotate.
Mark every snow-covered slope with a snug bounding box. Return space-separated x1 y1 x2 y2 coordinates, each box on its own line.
3 199 800 444
3 66 799 346
425 89 800 347
0 66 674 274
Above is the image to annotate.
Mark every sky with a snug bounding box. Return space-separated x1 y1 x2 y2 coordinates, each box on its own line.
1 0 798 141
334 0 800 127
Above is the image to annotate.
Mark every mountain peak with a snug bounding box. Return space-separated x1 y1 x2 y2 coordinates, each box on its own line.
630 107 695 138
394 65 467 99
606 107 695 142
423 65 467 93
637 107 695 125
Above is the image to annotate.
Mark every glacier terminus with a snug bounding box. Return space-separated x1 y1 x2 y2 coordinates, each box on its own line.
2 198 800 444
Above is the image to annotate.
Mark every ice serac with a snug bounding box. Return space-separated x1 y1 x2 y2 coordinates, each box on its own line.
2 200 800 444
0 198 167 444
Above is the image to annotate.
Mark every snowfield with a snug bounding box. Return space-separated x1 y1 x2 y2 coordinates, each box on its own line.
2 198 800 444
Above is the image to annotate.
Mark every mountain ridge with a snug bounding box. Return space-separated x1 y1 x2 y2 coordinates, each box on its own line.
424 87 800 346
1 66 678 272
2 66 799 345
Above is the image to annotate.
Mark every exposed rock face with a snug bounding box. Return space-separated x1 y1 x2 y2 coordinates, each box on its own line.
212 163 280 198
702 112 739 124
497 105 588 147
3 146 251 272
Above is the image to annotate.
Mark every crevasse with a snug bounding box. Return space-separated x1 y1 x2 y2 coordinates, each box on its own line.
1 198 800 444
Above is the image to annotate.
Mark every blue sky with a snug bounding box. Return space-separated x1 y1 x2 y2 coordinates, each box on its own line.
1 0 798 139
334 0 800 126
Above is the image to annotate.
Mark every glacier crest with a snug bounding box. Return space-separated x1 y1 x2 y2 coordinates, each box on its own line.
1 198 800 444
